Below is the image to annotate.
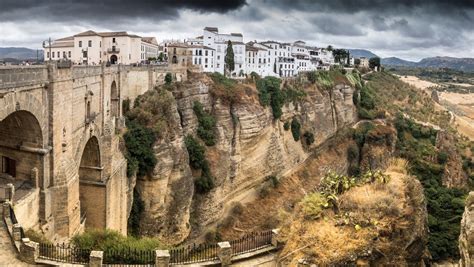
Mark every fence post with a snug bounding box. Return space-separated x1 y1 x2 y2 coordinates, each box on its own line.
89 250 103 267
217 242 232 266
13 224 22 241
155 250 170 267
2 202 10 219
6 183 15 202
20 238 39 264
271 229 282 248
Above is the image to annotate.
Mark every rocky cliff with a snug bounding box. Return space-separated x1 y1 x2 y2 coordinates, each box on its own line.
132 73 356 243
459 191 474 267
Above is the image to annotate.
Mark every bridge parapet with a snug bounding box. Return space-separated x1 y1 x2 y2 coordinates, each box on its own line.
0 66 48 90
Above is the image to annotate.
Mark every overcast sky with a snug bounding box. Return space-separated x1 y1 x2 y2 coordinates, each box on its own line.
0 0 473 61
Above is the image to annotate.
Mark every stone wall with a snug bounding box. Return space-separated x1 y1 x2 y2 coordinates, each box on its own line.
459 191 474 267
0 62 186 241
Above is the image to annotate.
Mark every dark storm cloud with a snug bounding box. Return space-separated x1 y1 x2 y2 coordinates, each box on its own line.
0 0 247 21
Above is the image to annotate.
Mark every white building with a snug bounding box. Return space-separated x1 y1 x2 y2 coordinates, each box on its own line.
44 30 159 65
245 42 276 77
186 27 246 76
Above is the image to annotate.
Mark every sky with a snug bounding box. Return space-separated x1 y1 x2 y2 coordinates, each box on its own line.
0 0 473 61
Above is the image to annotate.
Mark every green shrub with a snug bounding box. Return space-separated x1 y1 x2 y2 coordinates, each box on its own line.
184 135 214 193
195 161 214 193
301 193 330 219
395 116 466 261
347 144 359 162
124 121 157 178
267 175 279 188
184 135 206 169
307 71 317 84
230 202 244 216
437 151 448 165
303 131 315 145
72 229 163 259
257 77 284 119
291 118 301 141
164 73 173 84
25 229 51 245
283 121 290 131
193 101 217 146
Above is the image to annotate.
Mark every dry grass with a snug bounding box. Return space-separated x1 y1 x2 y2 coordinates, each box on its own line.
279 158 417 265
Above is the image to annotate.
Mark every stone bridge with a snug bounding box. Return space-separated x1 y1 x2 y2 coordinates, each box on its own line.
0 63 187 241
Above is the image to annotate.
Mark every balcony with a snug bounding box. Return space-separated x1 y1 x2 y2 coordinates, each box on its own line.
107 47 120 53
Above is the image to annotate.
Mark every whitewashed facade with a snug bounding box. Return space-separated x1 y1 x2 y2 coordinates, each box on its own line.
44 30 159 65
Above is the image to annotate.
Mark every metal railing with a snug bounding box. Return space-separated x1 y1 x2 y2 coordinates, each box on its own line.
38 243 91 264
230 230 273 256
169 243 219 264
103 248 155 264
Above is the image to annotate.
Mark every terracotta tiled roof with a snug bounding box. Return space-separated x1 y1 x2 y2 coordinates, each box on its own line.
55 36 74 41
231 33 243 37
204 27 218 32
46 41 74 48
141 37 158 45
74 30 142 38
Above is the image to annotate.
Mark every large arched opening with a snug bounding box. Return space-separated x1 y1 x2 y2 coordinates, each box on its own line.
0 111 43 195
78 137 105 229
110 81 119 118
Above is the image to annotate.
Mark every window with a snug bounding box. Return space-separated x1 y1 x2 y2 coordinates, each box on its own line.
100 41 101 47
79 41 82 47
217 55 220 60
112 38 116 43
68 51 71 57
1 156 16 177
88 40 92 47
63 51 66 58
47 52 50 58
83 51 87 58
205 50 208 56
57 51 60 58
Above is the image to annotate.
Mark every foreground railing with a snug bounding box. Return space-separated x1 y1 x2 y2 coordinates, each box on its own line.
169 243 219 264
230 230 273 256
103 248 155 264
2 199 280 266
38 243 90 264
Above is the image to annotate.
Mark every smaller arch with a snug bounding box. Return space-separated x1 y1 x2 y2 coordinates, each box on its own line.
79 137 101 182
110 55 118 64
110 81 120 118
172 55 178 64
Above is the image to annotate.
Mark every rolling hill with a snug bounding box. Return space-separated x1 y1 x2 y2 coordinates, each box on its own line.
0 47 43 61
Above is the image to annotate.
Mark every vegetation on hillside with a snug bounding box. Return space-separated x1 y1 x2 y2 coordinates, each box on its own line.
185 135 214 193
364 72 452 128
281 159 419 265
193 101 217 146
394 115 466 260
72 229 163 263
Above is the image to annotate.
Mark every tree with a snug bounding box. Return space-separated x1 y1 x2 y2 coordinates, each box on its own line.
332 49 349 64
326 45 333 51
164 73 173 84
354 58 361 66
369 57 381 70
158 52 164 62
224 40 235 76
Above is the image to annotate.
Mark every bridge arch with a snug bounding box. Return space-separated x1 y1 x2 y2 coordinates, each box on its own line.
78 136 106 229
0 110 44 186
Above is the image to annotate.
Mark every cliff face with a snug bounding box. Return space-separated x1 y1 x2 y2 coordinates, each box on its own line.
436 131 469 189
136 74 356 243
459 192 474 267
280 158 429 266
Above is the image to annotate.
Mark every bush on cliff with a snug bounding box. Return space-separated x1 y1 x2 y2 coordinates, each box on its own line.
291 117 301 141
184 135 215 193
193 101 217 146
257 76 284 119
124 120 157 178
394 115 466 261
